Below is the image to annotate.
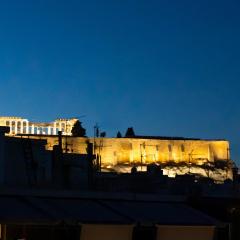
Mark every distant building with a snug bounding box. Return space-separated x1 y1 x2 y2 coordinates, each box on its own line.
0 116 78 135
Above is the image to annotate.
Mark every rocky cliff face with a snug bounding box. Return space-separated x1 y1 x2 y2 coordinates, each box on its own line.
106 161 233 183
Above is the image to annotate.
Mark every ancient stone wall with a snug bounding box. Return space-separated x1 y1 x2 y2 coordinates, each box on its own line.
15 135 229 165
12 135 232 181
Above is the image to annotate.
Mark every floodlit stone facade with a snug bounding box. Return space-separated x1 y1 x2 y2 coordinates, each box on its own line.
3 116 231 182
0 116 78 136
15 134 232 181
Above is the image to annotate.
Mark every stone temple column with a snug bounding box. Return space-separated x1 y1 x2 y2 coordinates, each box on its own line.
15 121 18 134
9 121 12 134
53 123 57 135
31 124 35 134
26 121 29 134
20 121 24 134
48 126 51 135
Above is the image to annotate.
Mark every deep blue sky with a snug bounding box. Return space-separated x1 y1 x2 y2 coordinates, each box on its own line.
0 0 240 163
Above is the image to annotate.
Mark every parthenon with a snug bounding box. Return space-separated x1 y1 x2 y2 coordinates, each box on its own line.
0 116 232 181
0 116 78 136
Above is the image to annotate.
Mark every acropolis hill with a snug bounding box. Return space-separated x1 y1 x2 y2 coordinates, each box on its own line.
0 116 233 182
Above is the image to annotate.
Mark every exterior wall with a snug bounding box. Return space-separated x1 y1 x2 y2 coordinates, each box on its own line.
3 137 52 187
91 138 229 166
15 135 230 166
11 135 232 181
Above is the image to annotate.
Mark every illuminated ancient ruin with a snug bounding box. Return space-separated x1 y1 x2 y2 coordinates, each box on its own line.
0 116 232 182
0 116 78 136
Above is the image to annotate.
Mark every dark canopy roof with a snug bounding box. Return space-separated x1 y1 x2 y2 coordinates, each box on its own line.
0 193 219 226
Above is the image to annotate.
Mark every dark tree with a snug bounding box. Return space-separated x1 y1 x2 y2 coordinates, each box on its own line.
116 131 122 138
125 127 135 137
100 132 106 137
71 120 86 137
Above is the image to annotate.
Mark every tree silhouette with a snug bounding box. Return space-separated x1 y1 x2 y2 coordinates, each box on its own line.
125 127 135 137
100 132 106 137
71 120 86 137
116 131 122 138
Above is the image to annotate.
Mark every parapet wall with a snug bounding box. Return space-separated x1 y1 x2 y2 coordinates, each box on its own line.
15 135 230 166
12 135 232 181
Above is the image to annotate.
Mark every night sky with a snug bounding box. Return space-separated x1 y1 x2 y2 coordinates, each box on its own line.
0 0 240 163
